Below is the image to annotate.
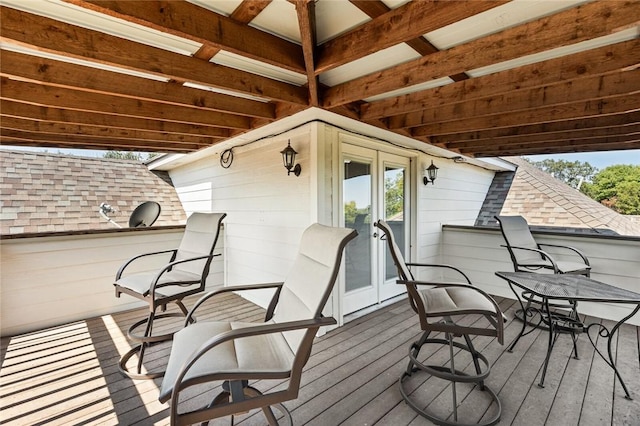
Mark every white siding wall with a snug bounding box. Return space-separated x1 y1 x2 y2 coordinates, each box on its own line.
0 228 227 336
414 161 495 275
442 226 640 326
168 125 319 309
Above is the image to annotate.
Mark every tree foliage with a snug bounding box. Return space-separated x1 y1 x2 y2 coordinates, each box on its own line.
103 151 159 161
525 158 597 189
581 165 640 215
385 172 404 218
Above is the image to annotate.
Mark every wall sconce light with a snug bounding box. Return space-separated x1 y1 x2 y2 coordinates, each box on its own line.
281 140 301 176
423 160 438 185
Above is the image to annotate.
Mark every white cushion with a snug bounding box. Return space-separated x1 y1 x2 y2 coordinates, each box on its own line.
159 321 295 401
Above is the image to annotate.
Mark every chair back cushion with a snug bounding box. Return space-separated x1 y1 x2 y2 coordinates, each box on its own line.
375 220 413 281
272 224 356 352
495 215 543 264
173 213 226 277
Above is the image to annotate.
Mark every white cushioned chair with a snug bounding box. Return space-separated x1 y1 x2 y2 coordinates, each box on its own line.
375 220 504 426
114 212 226 379
158 223 357 426
494 215 590 277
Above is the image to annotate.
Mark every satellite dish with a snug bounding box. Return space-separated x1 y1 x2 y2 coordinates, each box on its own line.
128 201 161 228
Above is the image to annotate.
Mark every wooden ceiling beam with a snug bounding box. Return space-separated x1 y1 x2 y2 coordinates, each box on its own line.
430 112 640 144
389 69 640 129
0 50 276 120
295 0 319 106
412 93 640 136
1 77 251 129
469 135 640 157
193 0 273 61
0 129 209 152
0 7 308 105
0 100 231 138
323 1 640 108
316 1 506 73
361 39 640 120
348 0 469 82
64 0 305 73
444 123 640 150
0 116 222 146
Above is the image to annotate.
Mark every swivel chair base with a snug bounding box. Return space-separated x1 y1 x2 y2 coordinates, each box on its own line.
399 332 502 426
119 308 191 380
201 380 292 426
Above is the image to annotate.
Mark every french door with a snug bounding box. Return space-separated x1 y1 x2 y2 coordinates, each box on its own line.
342 144 411 315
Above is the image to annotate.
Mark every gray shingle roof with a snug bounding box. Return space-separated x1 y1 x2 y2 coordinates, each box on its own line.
476 157 640 236
1 150 186 235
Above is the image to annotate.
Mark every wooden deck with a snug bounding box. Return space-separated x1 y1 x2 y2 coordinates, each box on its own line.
1 293 639 425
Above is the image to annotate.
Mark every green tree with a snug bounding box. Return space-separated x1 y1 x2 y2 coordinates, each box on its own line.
525 158 597 189
581 164 640 214
344 200 358 225
103 151 159 161
385 173 404 218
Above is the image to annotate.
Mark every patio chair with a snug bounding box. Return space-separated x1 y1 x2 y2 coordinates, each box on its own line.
375 220 504 426
494 215 590 323
158 223 357 426
114 212 226 379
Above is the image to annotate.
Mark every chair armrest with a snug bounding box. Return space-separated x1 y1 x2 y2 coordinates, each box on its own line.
537 243 590 266
397 279 505 344
185 282 285 324
146 253 221 297
404 263 472 284
115 249 177 280
164 316 336 405
501 245 560 270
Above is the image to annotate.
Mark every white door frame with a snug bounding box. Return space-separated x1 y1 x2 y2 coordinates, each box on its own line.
339 139 413 317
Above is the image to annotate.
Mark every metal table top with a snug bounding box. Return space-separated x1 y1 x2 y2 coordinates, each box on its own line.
495 271 640 304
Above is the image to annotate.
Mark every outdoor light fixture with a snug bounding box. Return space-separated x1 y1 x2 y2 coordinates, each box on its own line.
281 140 301 176
423 160 438 185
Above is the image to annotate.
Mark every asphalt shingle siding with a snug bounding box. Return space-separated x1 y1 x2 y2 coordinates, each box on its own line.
1 150 186 235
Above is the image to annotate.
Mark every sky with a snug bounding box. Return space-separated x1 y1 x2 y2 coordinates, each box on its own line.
525 149 640 171
2 145 639 171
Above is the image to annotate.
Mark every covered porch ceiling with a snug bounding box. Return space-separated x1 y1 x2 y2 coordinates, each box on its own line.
1 0 639 157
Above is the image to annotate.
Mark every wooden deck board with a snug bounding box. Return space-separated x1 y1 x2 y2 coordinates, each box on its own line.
1 293 639 425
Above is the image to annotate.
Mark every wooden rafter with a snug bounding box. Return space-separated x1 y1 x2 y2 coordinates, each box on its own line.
323 1 640 107
361 39 640 121
0 0 637 156
316 0 506 74
349 0 469 82
295 0 319 106
0 6 308 105
64 0 305 73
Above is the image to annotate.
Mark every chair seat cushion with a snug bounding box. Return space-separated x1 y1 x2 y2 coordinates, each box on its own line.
420 286 498 316
159 321 295 401
555 261 590 274
115 270 202 297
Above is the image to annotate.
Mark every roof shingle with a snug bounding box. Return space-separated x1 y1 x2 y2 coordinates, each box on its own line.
1 150 186 235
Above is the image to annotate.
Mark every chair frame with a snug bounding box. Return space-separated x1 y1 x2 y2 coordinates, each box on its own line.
159 224 357 426
375 220 504 426
494 215 590 277
114 212 226 379
494 215 589 343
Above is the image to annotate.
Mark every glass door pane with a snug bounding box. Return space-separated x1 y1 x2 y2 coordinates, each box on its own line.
383 165 406 281
343 158 373 293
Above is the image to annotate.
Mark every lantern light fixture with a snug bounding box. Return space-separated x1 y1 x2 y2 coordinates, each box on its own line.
281 140 301 177
423 160 438 185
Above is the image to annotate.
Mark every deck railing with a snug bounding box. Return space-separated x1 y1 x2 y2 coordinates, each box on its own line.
2 224 637 336
0 226 224 336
